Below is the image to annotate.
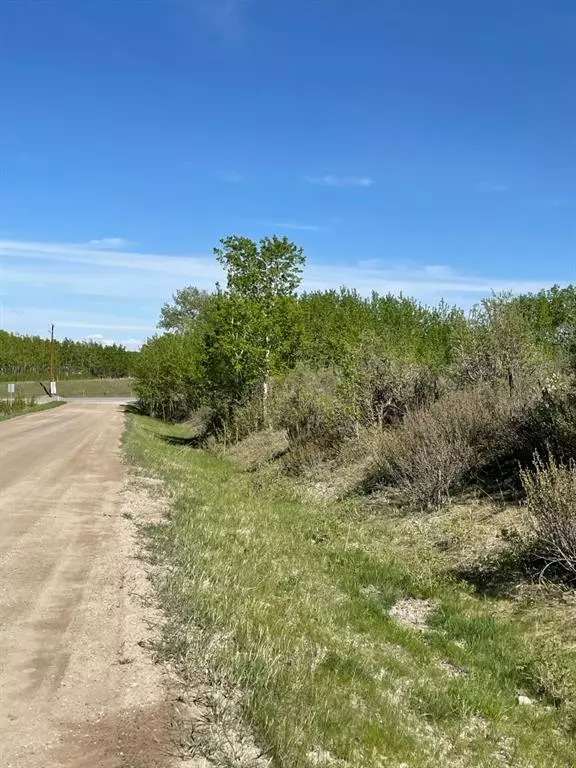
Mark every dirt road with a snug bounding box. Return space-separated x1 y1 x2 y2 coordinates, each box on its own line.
0 403 182 768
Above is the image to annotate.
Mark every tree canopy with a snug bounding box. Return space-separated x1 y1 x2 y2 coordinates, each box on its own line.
0 330 138 380
135 234 576 431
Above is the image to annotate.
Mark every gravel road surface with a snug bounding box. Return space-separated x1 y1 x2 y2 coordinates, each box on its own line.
0 402 184 768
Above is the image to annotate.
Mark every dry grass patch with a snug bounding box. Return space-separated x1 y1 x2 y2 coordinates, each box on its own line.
389 598 437 632
224 429 289 471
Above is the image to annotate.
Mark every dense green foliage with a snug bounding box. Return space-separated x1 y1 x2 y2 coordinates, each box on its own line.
136 233 576 427
135 234 576 556
0 329 138 380
137 235 308 422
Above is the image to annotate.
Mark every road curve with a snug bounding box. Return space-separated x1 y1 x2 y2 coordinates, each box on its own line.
0 403 176 768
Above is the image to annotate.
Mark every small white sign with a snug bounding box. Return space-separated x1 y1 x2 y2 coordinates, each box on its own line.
7 383 15 394
50 381 57 395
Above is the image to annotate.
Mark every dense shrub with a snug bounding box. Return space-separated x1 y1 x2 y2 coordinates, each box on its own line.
521 455 576 581
370 386 527 509
475 379 576 493
506 381 576 465
209 390 265 444
268 366 355 471
340 336 440 428
367 378 576 510
133 235 576 503
134 332 205 421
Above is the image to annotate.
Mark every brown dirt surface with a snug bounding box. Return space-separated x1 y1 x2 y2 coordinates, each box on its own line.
388 597 437 632
0 402 201 768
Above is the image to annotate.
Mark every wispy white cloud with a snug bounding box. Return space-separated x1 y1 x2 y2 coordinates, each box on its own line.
1 238 555 300
306 174 374 188
0 239 220 281
0 304 156 335
86 237 131 249
1 237 563 344
86 333 114 344
0 238 221 343
66 320 155 331
476 181 508 192
304 262 551 302
124 340 143 351
422 265 455 277
2 265 177 300
86 333 142 351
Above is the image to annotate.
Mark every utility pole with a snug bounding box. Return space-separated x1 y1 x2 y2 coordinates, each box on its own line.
49 324 55 381
49 324 57 399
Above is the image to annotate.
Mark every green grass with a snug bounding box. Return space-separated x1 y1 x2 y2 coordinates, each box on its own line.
124 414 576 768
3 378 135 398
0 400 66 421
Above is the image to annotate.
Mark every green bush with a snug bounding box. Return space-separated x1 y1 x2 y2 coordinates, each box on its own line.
341 336 440 428
135 332 205 421
506 380 576 465
451 293 551 389
268 366 355 471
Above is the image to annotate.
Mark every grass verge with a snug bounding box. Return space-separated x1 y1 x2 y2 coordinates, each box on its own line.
124 413 576 768
5 378 135 398
0 400 66 421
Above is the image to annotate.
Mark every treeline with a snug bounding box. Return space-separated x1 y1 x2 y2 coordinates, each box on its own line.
136 235 576 424
136 235 576 580
0 330 138 380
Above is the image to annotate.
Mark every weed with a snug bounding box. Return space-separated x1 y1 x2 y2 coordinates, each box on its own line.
0 398 65 421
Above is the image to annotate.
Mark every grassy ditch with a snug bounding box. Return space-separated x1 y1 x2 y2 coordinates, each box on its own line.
124 413 576 768
6 378 135 398
0 399 66 421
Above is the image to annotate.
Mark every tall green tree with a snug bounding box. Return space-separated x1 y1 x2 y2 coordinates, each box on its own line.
213 235 305 425
135 331 205 420
159 286 211 333
215 235 304 299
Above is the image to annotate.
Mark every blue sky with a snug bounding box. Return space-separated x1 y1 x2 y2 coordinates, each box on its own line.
1 0 574 348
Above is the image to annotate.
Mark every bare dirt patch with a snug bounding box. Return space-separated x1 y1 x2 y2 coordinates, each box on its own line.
123 482 171 525
388 597 437 631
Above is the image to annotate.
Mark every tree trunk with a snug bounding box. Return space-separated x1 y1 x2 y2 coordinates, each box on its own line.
263 336 271 429
508 367 515 397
